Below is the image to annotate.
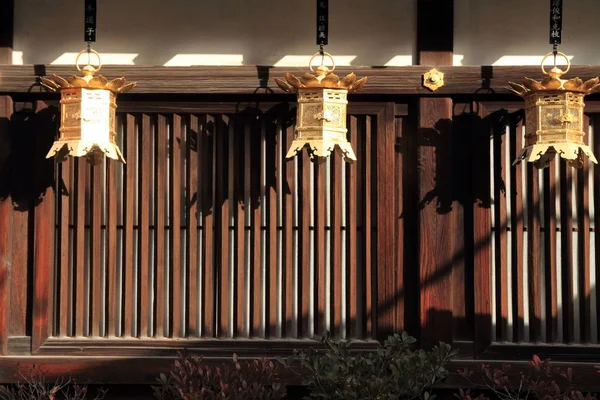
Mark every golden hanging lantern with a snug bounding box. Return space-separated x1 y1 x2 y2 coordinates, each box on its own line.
274 52 367 163
509 52 600 168
40 49 135 164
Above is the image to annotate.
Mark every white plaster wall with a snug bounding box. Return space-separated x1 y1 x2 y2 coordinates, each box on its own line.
454 0 600 66
13 0 416 66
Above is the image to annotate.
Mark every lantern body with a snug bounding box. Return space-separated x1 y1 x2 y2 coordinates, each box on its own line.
46 88 123 164
518 91 597 168
509 54 600 169
287 87 355 161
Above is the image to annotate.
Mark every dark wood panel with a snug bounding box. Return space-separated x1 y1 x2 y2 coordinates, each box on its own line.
32 101 55 352
418 97 454 347
0 95 12 354
375 103 396 339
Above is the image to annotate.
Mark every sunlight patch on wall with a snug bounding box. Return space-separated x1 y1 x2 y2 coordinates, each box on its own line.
383 54 464 66
163 54 244 66
274 55 356 67
12 51 24 65
384 55 413 66
453 54 464 66
492 55 574 66
51 53 139 65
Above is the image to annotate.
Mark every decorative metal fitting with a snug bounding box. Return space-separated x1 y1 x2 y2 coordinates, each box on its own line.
508 52 600 169
40 49 136 164
423 68 444 91
274 52 367 163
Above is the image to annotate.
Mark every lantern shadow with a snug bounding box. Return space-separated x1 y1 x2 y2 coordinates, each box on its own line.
0 103 59 211
184 100 294 220
418 104 511 214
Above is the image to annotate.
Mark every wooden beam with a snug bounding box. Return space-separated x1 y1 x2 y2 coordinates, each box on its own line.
4 65 600 95
0 0 13 64
417 0 455 348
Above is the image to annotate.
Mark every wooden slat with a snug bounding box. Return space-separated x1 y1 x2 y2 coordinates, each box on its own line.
90 160 103 337
283 122 295 337
544 162 559 343
0 193 9 353
300 150 310 338
139 114 152 338
364 115 373 337
560 160 575 343
493 116 508 341
267 119 279 338
418 98 454 346
74 158 86 337
57 159 72 337
347 116 358 338
171 114 183 338
331 149 342 337
107 146 118 337
186 114 199 337
472 103 492 354
202 115 215 338
235 116 246 337
376 104 396 339
394 115 404 333
32 101 56 352
217 115 230 337
510 116 524 342
251 118 263 337
155 115 167 338
577 116 591 343
123 114 137 338
526 163 541 342
315 160 326 336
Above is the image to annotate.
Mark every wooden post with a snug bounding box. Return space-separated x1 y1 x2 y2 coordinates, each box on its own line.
0 0 13 64
417 0 455 348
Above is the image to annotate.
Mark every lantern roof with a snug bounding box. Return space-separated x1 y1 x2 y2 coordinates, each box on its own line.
275 51 367 94
508 52 600 97
40 49 136 94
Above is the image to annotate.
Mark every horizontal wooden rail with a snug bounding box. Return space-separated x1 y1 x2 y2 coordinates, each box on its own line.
3 65 600 95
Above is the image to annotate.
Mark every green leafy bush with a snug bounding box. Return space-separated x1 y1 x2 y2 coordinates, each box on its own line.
283 332 456 400
0 365 106 400
456 355 596 400
152 352 286 399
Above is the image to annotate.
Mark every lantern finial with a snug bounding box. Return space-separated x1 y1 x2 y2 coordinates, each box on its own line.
40 49 136 164
274 52 367 163
509 52 600 168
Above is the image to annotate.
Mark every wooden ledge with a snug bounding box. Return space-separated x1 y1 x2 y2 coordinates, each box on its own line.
3 65 600 95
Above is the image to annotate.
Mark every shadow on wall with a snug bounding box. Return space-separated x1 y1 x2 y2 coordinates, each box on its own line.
0 102 58 211
13 0 415 66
